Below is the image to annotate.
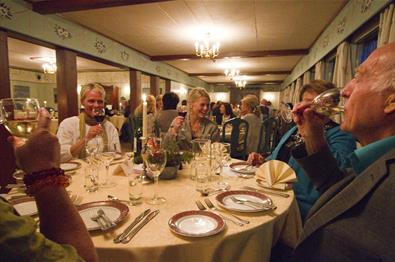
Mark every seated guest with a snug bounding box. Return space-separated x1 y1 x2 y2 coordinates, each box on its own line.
166 88 220 150
1 109 98 261
155 92 180 134
249 80 356 220
57 83 120 162
291 44 395 260
133 95 156 137
219 102 235 124
240 94 263 155
155 94 163 117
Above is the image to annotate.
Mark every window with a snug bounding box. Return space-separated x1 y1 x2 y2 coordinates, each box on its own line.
324 51 336 82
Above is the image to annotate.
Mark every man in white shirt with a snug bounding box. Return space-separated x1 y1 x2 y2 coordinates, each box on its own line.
57 83 120 162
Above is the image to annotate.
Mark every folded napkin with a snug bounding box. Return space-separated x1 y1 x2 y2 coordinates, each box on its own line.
255 160 297 190
112 159 134 176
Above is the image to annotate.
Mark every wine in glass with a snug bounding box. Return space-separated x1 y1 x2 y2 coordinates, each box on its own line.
145 137 167 205
178 105 187 118
0 98 40 138
93 108 106 124
311 88 344 116
279 102 293 123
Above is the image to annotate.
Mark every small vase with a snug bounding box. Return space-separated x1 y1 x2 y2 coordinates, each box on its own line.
160 164 179 180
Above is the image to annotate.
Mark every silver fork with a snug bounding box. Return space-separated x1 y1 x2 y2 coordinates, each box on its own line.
230 196 271 209
204 198 249 225
91 215 107 230
196 200 242 226
98 209 116 228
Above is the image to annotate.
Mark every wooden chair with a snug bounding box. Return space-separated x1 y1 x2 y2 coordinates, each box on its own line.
221 117 249 160
258 117 279 154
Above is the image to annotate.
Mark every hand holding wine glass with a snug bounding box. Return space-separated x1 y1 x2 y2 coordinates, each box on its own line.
93 108 106 124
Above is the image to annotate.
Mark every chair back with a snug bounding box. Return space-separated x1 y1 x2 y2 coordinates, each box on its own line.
258 117 279 154
221 117 249 160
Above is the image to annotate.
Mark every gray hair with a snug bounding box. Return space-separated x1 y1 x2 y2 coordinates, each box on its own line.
80 83 106 101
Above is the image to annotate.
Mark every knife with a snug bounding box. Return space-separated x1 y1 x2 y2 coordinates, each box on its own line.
243 186 290 198
121 209 160 244
114 208 151 243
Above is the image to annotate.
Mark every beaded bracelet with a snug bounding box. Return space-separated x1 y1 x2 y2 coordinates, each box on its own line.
23 168 70 196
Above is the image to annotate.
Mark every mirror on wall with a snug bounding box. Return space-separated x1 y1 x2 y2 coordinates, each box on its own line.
8 37 57 112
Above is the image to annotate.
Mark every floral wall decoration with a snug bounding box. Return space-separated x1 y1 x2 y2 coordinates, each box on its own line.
0 2 13 20
121 51 129 61
360 0 374 13
322 35 329 48
155 65 161 73
94 39 106 53
54 24 72 39
337 18 346 34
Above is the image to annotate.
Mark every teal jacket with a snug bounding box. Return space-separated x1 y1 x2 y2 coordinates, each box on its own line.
267 125 356 221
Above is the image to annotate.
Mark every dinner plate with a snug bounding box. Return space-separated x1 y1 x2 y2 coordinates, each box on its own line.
216 190 273 213
10 197 37 216
168 210 225 237
229 162 256 175
77 201 129 231
60 161 81 172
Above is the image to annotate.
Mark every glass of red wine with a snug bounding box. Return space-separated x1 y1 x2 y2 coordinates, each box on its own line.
93 108 106 124
178 105 187 132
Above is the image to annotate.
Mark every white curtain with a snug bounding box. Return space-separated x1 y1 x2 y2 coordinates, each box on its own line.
314 61 324 80
303 71 311 85
332 42 352 88
378 4 395 47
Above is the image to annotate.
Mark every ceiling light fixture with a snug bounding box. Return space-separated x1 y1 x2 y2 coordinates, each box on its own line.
224 68 240 80
195 33 220 61
234 76 247 89
30 57 57 74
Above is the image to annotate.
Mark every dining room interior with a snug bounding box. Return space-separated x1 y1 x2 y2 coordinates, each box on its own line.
1 0 394 261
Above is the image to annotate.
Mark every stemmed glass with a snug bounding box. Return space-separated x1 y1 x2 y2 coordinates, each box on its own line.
145 137 167 205
98 147 117 187
212 142 230 190
93 108 106 125
0 98 40 180
0 98 40 139
279 103 293 123
178 105 187 132
311 88 344 116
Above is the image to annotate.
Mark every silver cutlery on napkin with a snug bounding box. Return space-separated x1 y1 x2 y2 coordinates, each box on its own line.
97 209 116 229
114 209 151 243
91 215 107 231
242 186 290 198
121 209 160 244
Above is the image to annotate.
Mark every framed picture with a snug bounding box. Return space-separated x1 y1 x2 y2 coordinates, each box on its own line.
13 85 30 98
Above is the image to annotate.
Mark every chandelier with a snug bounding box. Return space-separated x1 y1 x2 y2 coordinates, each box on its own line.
234 76 247 89
224 68 240 80
42 62 57 74
195 33 220 61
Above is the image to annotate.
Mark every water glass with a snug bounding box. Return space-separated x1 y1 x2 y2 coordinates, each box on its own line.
195 161 210 193
84 166 98 192
128 175 143 205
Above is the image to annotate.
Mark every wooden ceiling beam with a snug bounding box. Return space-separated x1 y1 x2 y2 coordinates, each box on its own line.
189 71 290 77
151 49 308 61
32 0 171 14
213 80 283 85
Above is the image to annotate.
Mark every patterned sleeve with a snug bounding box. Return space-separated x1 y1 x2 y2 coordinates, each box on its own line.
0 199 83 262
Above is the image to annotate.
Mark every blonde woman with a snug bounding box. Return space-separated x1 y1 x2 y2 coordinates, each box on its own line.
240 94 262 154
133 94 156 137
166 88 220 150
57 83 121 162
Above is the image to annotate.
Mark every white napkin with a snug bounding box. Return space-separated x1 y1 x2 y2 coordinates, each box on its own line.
255 160 297 190
113 159 134 176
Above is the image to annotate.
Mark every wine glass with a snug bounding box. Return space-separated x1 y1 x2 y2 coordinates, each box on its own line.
98 148 117 187
212 142 230 190
93 108 106 124
311 88 344 116
145 137 167 205
0 98 40 139
178 105 187 132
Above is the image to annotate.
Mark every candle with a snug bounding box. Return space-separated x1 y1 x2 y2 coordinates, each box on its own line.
119 102 122 109
142 94 147 138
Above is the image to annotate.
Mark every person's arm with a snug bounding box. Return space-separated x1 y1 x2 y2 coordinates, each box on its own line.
13 110 98 261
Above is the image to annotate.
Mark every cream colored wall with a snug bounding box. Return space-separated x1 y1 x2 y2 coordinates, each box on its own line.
260 91 280 109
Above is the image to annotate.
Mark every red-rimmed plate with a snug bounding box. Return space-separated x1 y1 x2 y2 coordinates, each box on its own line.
10 196 37 216
168 210 225 237
229 162 256 175
77 201 129 231
216 190 273 212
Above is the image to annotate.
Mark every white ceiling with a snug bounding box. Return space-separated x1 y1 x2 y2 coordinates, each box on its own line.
13 0 348 87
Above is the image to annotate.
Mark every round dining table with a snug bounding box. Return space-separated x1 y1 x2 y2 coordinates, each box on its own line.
65 158 302 262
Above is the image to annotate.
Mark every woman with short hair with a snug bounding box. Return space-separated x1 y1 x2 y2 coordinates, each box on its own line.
240 94 263 154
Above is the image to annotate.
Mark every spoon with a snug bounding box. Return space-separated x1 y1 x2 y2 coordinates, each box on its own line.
107 195 130 204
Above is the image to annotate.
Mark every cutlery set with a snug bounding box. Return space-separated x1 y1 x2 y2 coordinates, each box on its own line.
113 209 159 244
230 196 276 210
90 209 116 231
242 186 290 198
196 199 249 226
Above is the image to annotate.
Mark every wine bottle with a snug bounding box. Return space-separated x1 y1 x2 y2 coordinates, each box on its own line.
133 125 143 164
